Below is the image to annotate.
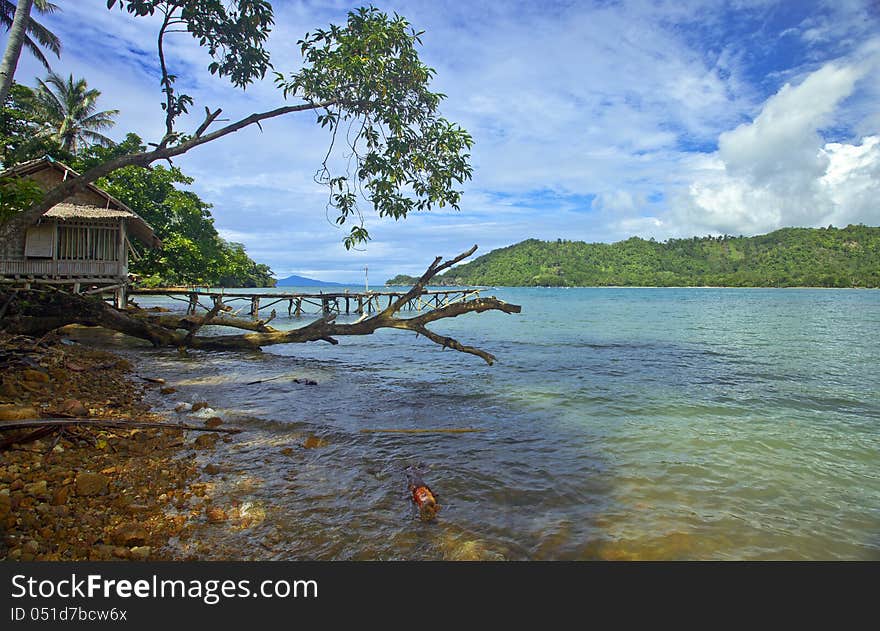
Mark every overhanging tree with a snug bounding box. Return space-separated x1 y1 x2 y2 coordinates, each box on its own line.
0 3 520 363
1 3 473 252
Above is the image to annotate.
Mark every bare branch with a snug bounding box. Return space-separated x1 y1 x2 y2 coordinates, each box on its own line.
0 98 337 248
1 249 521 364
194 106 223 137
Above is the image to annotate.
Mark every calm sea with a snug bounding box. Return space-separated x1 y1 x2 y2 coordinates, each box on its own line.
90 287 880 560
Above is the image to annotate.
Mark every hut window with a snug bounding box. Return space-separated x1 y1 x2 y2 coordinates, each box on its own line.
57 223 119 261
25 224 55 258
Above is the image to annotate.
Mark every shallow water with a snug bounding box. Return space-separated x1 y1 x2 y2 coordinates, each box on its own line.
81 287 880 559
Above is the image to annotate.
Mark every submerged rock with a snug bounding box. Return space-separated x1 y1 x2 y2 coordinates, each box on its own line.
302 435 328 449
206 507 227 523
193 433 219 449
75 472 108 496
60 399 88 417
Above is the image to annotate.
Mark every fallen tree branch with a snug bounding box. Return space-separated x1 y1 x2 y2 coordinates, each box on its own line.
0 247 522 364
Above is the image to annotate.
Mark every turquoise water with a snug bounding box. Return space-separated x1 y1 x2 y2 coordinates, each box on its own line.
109 287 880 559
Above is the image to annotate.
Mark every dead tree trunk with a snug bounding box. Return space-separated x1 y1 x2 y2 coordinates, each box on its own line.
0 247 521 364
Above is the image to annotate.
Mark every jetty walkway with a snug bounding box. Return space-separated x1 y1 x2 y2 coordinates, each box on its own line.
130 288 480 318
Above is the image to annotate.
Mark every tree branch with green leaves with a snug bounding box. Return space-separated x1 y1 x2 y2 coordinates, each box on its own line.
1 4 473 258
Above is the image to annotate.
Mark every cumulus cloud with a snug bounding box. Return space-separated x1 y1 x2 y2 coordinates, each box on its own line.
4 0 879 280
667 56 880 236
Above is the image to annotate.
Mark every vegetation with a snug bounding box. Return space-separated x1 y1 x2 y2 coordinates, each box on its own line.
0 83 274 285
0 0 61 104
0 0 60 69
388 227 880 288
2 3 473 254
74 134 275 287
33 72 119 153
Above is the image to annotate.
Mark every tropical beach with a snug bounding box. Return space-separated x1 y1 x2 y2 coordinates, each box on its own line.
1 0 879 574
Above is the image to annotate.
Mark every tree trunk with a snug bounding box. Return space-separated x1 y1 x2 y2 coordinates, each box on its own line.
0 0 34 106
0 248 522 364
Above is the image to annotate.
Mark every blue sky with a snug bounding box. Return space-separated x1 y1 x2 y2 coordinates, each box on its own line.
4 0 879 281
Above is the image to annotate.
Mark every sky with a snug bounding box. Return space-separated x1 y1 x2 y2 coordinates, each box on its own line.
3 0 879 282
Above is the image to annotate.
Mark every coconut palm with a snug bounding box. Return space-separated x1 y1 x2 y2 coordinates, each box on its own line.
34 72 119 154
1 0 61 72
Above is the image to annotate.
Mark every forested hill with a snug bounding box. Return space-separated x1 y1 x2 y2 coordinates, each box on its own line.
388 226 880 288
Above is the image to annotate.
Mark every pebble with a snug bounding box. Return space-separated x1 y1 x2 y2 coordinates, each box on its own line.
129 546 151 560
24 480 48 498
0 404 39 421
22 369 50 383
111 523 149 546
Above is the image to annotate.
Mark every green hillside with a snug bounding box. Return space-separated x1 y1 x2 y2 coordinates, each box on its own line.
387 225 880 287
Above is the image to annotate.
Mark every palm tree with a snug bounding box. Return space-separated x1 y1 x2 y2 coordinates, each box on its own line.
0 0 60 105
34 72 119 154
1 0 61 71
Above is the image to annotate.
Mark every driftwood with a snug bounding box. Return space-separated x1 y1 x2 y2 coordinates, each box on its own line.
0 418 244 433
360 428 484 434
0 247 522 364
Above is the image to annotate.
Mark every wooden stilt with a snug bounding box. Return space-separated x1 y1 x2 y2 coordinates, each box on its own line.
250 296 260 319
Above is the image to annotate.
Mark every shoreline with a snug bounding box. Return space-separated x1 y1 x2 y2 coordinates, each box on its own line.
0 332 229 561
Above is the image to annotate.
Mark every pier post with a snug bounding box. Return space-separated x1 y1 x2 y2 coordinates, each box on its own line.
250 296 260 319
356 296 363 315
187 292 198 315
295 298 302 317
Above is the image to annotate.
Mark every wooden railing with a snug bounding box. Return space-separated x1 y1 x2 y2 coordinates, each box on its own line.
0 259 123 278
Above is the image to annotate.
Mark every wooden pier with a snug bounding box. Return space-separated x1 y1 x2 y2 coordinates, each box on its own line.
129 288 480 319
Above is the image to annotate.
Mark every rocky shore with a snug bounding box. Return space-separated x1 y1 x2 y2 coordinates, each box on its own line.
0 332 230 561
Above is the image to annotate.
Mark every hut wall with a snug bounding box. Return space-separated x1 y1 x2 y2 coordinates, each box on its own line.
27 169 108 207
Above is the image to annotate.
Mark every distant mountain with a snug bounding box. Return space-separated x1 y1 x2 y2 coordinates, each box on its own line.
275 274 349 287
385 225 880 288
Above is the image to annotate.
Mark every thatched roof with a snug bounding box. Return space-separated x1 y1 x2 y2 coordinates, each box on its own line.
43 203 159 246
1 157 160 248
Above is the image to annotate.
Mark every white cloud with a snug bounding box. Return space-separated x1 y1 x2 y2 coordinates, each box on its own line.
3 0 879 280
667 56 880 236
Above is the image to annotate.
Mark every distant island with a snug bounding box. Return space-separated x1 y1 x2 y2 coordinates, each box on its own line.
386 225 880 288
275 274 350 287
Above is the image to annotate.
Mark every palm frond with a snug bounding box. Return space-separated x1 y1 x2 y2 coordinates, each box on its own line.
33 1 61 14
22 35 52 71
80 129 117 148
25 14 61 57
81 110 120 130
